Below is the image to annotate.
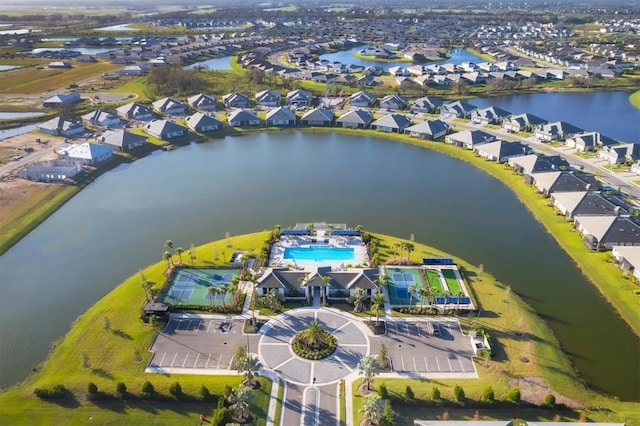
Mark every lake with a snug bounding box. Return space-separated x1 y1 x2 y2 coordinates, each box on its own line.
0 131 637 400
183 55 234 70
320 47 485 71
29 47 114 55
94 24 139 32
0 112 44 120
0 65 21 72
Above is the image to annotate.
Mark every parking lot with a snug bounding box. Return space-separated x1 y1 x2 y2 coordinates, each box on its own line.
371 318 477 375
147 315 260 371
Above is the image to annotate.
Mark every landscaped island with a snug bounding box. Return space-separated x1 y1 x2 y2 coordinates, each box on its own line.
0 229 637 425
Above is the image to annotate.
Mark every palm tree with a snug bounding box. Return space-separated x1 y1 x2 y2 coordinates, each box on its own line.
236 354 263 387
408 284 417 308
374 275 388 293
228 281 239 306
392 242 400 260
218 284 228 308
163 251 173 267
164 240 174 254
444 290 451 311
175 247 184 264
229 385 251 421
207 286 217 308
357 355 380 391
303 321 325 350
405 243 415 262
371 293 384 325
189 243 196 266
321 275 331 302
351 287 368 313
360 393 382 425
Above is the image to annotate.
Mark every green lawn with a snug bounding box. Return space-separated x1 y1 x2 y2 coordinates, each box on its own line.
441 268 462 295
425 268 445 295
629 89 640 109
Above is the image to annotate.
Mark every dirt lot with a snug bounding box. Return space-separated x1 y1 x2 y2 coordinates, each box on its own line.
0 132 63 168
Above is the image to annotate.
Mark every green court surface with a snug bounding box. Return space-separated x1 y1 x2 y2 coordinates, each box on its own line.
162 268 240 307
386 267 424 305
441 268 462 295
424 269 445 295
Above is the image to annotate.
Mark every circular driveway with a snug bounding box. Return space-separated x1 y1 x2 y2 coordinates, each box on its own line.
258 309 370 385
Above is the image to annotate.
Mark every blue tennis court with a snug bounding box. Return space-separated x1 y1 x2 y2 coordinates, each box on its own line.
386 267 424 305
162 268 240 307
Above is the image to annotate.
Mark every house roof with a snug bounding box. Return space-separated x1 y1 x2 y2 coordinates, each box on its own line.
302 107 334 122
410 96 443 110
58 142 113 160
473 106 511 120
39 116 83 132
222 92 249 103
116 102 152 116
612 246 640 270
349 90 376 104
82 110 118 123
227 109 259 122
553 191 623 216
442 100 477 115
145 119 188 135
371 113 411 129
286 89 312 101
101 130 147 148
509 154 569 174
336 109 373 125
185 112 223 129
405 119 449 136
152 97 184 111
379 94 408 108
535 171 600 193
266 106 296 121
187 93 216 107
255 89 281 102
476 140 530 158
538 121 583 136
576 215 640 244
256 267 378 291
446 130 495 145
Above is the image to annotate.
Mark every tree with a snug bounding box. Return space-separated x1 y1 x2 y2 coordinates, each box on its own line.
380 399 395 426
405 385 414 400
453 385 465 403
405 243 414 261
211 407 233 426
360 393 383 425
408 284 417 308
228 281 239 305
377 343 389 370
378 382 388 399
303 321 325 350
543 393 556 407
229 385 251 421
163 251 173 267
236 354 263 387
189 243 197 266
199 384 211 401
506 387 521 404
169 381 183 399
217 284 228 308
175 247 184 264
358 355 380 391
371 293 385 325
115 382 127 399
350 287 368 312
141 381 154 398
207 286 217 308
164 240 174 254
87 382 98 398
392 242 400 260
430 385 441 401
418 286 430 309
321 275 331 302
481 386 495 402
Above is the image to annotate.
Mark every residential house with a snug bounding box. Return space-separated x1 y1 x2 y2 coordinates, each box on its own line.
612 246 640 280
379 94 408 111
301 107 334 126
81 110 121 128
116 102 154 121
574 215 640 250
404 119 450 140
532 171 600 196
471 106 511 125
48 61 72 69
508 154 570 182
144 119 189 140
370 114 412 133
597 144 640 165
57 142 114 166
474 140 532 162
152 97 186 116
265 106 297 126
286 89 313 107
445 130 495 149
42 93 81 108
255 90 282 107
502 113 547 133
118 65 149 76
388 66 410 76
356 75 377 86
439 101 477 119
566 132 617 152
349 91 377 108
336 109 373 129
534 121 583 141
187 93 217 112
17 160 81 182
227 109 260 127
551 191 625 220
100 130 148 151
409 96 443 114
185 112 224 132
37 117 85 137
222 92 250 109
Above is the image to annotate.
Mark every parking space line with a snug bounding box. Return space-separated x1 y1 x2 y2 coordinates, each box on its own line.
206 320 212 333
170 352 178 367
205 353 211 368
394 322 399 335
424 356 429 371
182 353 189 367
415 323 421 337
159 352 167 366
436 357 441 371
413 357 417 371
216 354 222 369
447 357 453 371
194 353 200 367
401 357 405 370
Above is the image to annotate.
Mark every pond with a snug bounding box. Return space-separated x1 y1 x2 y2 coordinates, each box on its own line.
183 55 234 71
0 65 21 72
29 47 115 55
93 24 139 32
0 112 44 120
0 131 637 400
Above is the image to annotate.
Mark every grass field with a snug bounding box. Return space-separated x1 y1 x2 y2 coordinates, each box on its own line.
0 231 272 425
441 268 462 295
425 268 445 295
0 62 122 94
630 90 640 109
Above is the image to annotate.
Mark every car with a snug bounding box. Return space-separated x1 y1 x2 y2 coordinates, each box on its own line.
432 324 440 336
12 155 23 161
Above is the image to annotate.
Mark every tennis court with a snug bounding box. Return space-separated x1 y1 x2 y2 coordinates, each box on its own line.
441 268 462 295
387 267 423 305
162 268 240 307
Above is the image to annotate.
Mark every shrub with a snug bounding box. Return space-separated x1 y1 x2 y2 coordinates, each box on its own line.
140 381 155 398
211 407 233 426
506 387 521 404
453 385 465 403
542 393 556 408
169 381 182 399
378 383 388 399
34 384 67 399
87 382 98 398
405 385 415 400
481 386 494 403
200 384 211 401
115 382 127 399
430 385 440 402
380 399 395 426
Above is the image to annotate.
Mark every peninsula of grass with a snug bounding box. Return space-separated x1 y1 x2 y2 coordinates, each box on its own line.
630 89 640 109
353 52 413 63
0 231 271 425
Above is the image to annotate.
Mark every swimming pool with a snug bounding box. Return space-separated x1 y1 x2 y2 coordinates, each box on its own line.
284 246 355 261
